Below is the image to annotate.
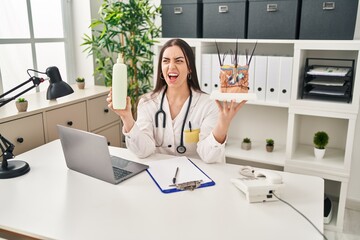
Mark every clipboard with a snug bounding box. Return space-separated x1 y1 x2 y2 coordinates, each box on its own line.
146 156 215 194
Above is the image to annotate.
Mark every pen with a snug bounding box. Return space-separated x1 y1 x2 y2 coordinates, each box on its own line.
189 121 192 132
172 167 179 184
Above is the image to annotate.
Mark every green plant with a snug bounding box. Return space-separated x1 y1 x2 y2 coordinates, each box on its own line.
313 131 329 149
17 97 27 102
82 0 161 115
266 139 274 146
76 77 85 83
243 137 251 143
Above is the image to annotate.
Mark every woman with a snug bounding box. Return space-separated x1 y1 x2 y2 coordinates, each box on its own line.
107 38 246 163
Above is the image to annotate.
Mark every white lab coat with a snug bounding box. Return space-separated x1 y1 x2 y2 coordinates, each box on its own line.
123 88 226 163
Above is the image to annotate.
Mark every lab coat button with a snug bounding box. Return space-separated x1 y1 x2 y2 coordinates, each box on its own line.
168 145 172 148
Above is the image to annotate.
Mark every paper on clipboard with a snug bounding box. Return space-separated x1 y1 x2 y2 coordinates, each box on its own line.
146 156 215 193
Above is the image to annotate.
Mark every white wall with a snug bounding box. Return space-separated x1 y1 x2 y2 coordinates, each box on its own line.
354 2 360 40
74 0 360 206
348 112 360 208
345 2 360 207
71 0 94 87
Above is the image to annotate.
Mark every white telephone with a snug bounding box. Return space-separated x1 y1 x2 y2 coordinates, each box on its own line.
253 170 283 184
231 167 284 203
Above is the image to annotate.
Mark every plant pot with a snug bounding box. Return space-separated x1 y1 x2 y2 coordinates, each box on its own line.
16 101 28 112
241 142 251 150
314 148 326 160
266 145 274 152
77 82 85 89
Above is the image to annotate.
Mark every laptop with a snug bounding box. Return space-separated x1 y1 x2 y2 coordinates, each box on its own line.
57 125 148 184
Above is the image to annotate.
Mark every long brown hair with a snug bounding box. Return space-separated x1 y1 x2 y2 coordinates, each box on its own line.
153 38 202 94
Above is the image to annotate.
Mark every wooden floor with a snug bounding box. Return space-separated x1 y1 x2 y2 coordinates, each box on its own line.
325 208 360 240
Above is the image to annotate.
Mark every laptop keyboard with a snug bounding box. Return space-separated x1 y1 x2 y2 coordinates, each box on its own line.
113 167 132 180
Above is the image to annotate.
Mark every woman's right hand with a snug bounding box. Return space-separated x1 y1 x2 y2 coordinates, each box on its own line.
106 88 135 132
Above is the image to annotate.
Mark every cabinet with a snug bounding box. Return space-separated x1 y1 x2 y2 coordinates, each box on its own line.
94 122 122 147
87 95 120 131
0 85 122 155
0 114 45 156
154 39 360 232
45 101 88 142
87 94 122 147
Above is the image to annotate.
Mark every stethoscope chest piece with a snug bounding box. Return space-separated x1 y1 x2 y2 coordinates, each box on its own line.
177 145 186 154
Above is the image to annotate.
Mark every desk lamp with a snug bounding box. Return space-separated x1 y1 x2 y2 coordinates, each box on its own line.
0 66 74 179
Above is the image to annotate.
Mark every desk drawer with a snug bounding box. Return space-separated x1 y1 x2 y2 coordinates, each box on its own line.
94 123 122 147
45 102 87 141
0 114 45 155
87 95 120 131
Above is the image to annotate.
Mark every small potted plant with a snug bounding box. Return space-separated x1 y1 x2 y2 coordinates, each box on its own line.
241 137 252 150
266 138 274 152
313 131 329 160
15 97 28 112
76 77 85 89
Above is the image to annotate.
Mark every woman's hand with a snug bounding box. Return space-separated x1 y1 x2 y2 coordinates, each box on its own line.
212 100 247 144
106 88 135 133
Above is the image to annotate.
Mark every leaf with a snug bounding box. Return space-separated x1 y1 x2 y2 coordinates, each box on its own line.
82 0 160 97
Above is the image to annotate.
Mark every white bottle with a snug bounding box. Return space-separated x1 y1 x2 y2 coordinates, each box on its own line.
112 53 128 109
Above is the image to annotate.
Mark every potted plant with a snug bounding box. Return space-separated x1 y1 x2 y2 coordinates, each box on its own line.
241 137 251 150
266 138 274 152
76 77 85 89
82 0 161 116
313 131 329 160
15 97 28 112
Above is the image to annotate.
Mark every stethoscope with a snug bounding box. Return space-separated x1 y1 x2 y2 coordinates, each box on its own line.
155 87 192 154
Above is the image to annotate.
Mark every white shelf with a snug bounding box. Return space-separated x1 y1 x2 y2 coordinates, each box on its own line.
225 140 285 167
245 100 290 108
210 91 257 102
154 38 360 232
287 145 349 179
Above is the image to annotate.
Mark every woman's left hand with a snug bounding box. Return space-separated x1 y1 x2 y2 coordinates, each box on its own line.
213 100 247 143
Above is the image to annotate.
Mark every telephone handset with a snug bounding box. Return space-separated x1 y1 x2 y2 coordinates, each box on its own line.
253 170 283 184
231 167 285 203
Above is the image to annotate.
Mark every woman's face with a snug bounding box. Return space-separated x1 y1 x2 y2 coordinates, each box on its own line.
161 45 189 90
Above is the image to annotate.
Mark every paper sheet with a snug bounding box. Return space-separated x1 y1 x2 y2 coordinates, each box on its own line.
307 67 351 77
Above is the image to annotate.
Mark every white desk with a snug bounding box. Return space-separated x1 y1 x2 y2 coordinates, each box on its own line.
0 140 324 240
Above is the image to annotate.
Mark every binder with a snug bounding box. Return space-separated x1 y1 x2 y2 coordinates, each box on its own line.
201 54 213 94
211 54 221 92
254 56 268 101
266 56 280 102
146 156 215 193
248 56 255 93
279 56 293 103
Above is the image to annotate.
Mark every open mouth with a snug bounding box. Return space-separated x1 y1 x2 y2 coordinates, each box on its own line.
168 73 178 82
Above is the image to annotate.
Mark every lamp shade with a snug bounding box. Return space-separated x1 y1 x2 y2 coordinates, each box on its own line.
46 66 74 100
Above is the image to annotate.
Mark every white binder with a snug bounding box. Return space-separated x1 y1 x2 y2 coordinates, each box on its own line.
254 56 268 101
279 57 293 103
266 56 280 102
238 55 255 93
248 57 255 93
201 54 212 94
211 54 221 92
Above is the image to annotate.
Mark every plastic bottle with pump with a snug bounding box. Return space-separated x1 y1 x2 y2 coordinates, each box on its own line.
112 53 127 110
